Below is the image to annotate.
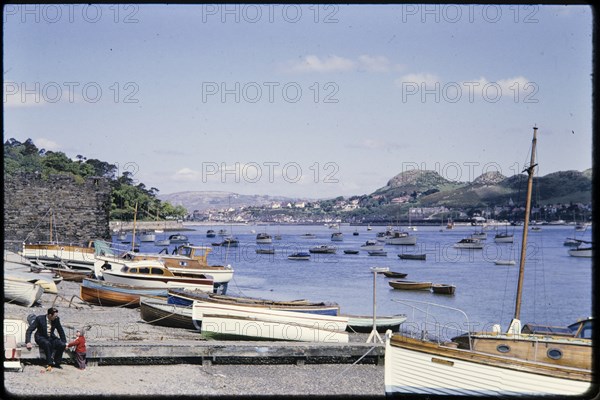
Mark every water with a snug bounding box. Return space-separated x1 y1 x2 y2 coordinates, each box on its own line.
116 224 593 340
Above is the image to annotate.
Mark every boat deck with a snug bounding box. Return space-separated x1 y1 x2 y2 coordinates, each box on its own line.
19 339 384 366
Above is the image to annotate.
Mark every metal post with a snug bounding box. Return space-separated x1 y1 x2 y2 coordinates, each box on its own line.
367 266 389 343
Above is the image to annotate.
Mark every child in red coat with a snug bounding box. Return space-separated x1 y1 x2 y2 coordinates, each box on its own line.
67 329 87 370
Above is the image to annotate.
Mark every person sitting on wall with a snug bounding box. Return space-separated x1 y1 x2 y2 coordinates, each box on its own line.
25 307 67 371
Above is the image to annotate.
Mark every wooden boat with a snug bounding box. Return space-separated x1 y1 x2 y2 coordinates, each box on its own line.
431 283 456 295
308 245 336 254
368 250 387 256
384 127 592 397
398 254 426 260
80 278 167 307
21 240 97 270
381 271 407 279
4 268 58 294
139 297 195 330
343 250 359 255
388 280 432 291
344 314 407 333
288 252 311 260
200 314 349 342
95 256 214 292
168 289 340 316
3 277 44 307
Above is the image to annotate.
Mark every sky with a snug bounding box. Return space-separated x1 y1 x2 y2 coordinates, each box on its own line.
3 4 593 199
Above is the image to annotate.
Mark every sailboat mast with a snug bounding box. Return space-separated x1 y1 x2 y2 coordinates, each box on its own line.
131 201 138 252
514 126 538 320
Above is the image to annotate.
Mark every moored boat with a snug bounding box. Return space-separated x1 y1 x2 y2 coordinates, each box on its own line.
343 250 359 255
308 245 336 254
139 231 156 242
256 233 272 244
388 280 432 291
568 246 592 258
255 248 275 255
288 252 311 260
398 254 426 260
368 250 387 256
381 271 408 279
360 240 383 251
168 233 189 243
453 238 484 249
330 232 344 241
431 283 456 295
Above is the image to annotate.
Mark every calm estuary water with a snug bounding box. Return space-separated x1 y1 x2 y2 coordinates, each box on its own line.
115 223 593 340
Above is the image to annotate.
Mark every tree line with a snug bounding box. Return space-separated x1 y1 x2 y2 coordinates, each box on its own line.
4 138 187 220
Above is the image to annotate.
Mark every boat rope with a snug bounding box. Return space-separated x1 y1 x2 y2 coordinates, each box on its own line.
331 345 379 379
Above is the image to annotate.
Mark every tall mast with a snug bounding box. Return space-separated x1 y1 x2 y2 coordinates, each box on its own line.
514 126 538 320
131 201 138 252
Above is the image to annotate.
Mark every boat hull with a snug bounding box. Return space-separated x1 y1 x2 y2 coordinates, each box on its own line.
80 279 167 307
140 298 195 330
384 334 591 397
388 280 432 291
3 278 44 307
345 315 407 333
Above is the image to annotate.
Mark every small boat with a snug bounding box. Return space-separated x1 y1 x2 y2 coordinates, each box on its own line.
256 233 273 244
206 230 216 238
211 242 222 247
221 237 239 247
309 245 336 254
154 239 170 246
331 232 344 241
568 247 592 258
37 265 93 282
385 230 417 245
255 248 275 255
343 250 359 255
388 280 432 291
3 277 44 307
80 278 167 307
194 302 349 342
453 238 484 249
531 226 542 232
274 234 282 240
353 230 359 236
564 237 583 247
494 233 514 243
470 231 487 240
139 231 156 242
345 314 407 333
495 259 516 266
168 289 340 316
431 283 456 295
368 250 387 256
4 267 58 294
360 240 383 251
288 252 311 261
217 229 228 236
367 224 372 231
139 297 195 330
300 233 317 239
381 271 408 279
398 254 426 260
168 234 189 243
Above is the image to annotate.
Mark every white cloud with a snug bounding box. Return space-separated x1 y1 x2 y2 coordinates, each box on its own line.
35 138 61 151
286 55 355 73
173 167 201 182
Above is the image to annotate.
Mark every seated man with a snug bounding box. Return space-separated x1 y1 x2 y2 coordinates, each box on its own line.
25 307 67 371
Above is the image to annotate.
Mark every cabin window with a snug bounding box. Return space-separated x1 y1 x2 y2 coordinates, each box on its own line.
151 268 164 275
139 267 150 274
547 349 563 360
496 344 511 353
179 261 188 267
129 268 138 273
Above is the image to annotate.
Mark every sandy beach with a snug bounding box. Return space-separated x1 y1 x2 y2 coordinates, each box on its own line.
3 280 385 397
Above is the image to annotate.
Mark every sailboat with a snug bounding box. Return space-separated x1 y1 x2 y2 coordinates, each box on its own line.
384 127 592 397
494 222 514 243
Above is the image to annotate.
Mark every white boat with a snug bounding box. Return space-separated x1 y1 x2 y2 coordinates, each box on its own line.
453 238 484 249
256 233 273 244
194 302 349 342
308 245 337 254
360 240 383 251
470 231 487 240
494 259 516 266
330 232 344 241
384 230 417 245
95 257 214 291
122 244 234 284
139 231 156 242
568 247 592 258
384 127 592 397
300 233 316 239
368 250 387 256
3 277 44 307
168 233 189 243
287 252 311 261
154 238 170 246
4 264 58 294
20 241 97 271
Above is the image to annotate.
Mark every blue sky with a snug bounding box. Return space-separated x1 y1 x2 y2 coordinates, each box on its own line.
3 4 593 199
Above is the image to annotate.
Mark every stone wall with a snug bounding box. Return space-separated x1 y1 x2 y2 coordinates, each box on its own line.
4 173 111 248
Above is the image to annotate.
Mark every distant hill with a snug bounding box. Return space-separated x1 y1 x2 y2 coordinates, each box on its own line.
157 191 302 212
373 170 463 197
